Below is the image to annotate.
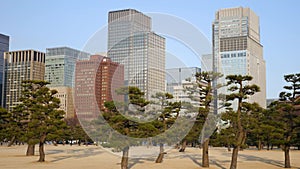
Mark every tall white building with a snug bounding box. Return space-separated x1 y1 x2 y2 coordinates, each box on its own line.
213 7 266 109
107 9 166 99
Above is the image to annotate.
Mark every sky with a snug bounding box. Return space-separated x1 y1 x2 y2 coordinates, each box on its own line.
0 0 299 99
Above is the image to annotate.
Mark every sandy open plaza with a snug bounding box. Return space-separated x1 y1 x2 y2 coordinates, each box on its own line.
0 145 299 169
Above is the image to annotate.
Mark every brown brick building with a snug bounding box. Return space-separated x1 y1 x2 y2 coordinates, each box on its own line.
96 57 124 111
74 55 124 120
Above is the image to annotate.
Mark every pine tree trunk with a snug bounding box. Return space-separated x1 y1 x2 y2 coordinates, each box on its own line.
121 146 129 169
239 132 247 151
26 144 35 156
85 136 88 146
179 140 187 152
230 146 239 169
38 135 46 162
284 146 291 168
227 143 231 152
155 143 165 163
258 139 262 150
38 142 45 162
8 136 16 147
202 139 209 168
230 130 243 169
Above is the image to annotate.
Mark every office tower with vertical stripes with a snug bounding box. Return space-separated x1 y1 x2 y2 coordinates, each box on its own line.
213 7 266 109
3 50 45 112
108 9 166 99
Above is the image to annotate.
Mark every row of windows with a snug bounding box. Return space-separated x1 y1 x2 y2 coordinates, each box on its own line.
221 52 246 58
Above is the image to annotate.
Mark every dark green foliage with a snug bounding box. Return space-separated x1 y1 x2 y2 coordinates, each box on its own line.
64 117 91 145
182 71 222 167
102 87 181 139
182 72 222 144
221 75 260 169
0 107 11 142
270 73 300 168
246 105 283 150
93 86 181 167
19 80 68 161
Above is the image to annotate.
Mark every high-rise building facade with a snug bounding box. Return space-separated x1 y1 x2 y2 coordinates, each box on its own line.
74 55 124 120
213 7 266 109
96 57 124 110
45 47 90 118
3 50 45 112
0 34 9 107
108 9 166 99
45 47 90 87
201 54 213 72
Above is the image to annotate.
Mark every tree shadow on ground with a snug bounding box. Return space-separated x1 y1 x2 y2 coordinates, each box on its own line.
184 154 229 169
238 153 284 168
184 154 202 166
46 149 64 155
209 159 228 169
115 157 156 169
51 147 104 162
129 157 156 169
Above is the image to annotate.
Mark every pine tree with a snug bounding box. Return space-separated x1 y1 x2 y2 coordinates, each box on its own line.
272 73 300 168
0 107 10 144
102 86 154 169
222 75 260 169
98 86 181 168
183 71 221 167
21 80 68 162
152 92 181 163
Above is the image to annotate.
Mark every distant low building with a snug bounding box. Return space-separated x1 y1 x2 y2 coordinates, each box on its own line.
166 67 201 94
50 86 74 118
266 98 278 107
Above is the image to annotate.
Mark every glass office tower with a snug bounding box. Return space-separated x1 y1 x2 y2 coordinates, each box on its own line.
45 47 90 87
108 9 166 99
0 34 9 107
213 7 266 110
45 47 90 118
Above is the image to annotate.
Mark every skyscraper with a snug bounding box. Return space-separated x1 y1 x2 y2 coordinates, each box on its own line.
213 7 266 109
0 34 9 107
107 9 166 99
45 47 90 87
201 54 213 72
3 50 45 112
45 47 90 118
74 55 124 120
96 57 124 111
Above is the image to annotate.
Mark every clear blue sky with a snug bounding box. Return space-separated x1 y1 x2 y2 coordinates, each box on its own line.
1 0 299 99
